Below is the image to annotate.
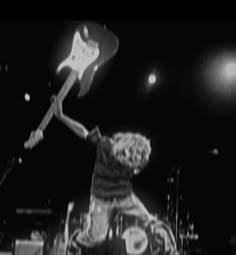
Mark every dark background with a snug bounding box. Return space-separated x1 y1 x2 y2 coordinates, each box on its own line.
0 20 236 254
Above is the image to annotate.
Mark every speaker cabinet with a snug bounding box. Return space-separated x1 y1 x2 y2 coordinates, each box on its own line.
15 240 43 255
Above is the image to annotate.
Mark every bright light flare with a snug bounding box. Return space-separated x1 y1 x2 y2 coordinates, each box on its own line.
148 74 157 84
203 50 236 99
224 61 236 80
24 93 30 101
146 72 159 91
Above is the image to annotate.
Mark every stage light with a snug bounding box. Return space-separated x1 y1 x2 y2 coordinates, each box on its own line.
136 69 160 99
148 74 157 85
24 93 30 102
209 148 218 155
224 60 236 80
201 49 236 108
146 72 159 92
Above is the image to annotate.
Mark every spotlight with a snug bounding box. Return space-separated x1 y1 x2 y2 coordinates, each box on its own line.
148 74 157 85
224 60 236 80
201 49 236 108
24 93 30 102
209 148 219 155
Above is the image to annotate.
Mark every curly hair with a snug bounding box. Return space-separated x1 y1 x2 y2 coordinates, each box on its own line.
111 132 151 171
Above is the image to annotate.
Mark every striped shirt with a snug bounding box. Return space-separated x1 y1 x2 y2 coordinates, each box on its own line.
87 126 133 199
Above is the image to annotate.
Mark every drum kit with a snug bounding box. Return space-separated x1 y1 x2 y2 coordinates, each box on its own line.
48 169 206 255
66 211 162 255
0 167 204 255
48 167 206 255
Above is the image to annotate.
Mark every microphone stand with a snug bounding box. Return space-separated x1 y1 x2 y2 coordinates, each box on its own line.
0 157 16 189
166 148 218 255
175 166 180 251
167 167 181 250
166 166 181 252
166 176 174 227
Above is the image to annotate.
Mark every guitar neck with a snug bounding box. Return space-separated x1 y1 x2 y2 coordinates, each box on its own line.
37 70 78 131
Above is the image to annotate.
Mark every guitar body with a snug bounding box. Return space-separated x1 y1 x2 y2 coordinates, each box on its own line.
76 21 119 97
24 21 119 149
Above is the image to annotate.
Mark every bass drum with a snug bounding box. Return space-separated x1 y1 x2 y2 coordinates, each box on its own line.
121 214 179 255
118 214 164 255
121 225 150 255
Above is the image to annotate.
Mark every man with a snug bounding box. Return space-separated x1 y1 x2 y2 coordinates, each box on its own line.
52 97 177 255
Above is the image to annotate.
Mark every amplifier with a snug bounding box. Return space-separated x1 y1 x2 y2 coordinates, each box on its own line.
15 240 43 255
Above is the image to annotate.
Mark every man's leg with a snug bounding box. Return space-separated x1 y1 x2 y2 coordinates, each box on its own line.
118 193 155 223
76 195 111 247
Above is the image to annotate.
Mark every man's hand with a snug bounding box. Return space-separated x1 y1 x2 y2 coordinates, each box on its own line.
51 95 63 118
67 201 75 214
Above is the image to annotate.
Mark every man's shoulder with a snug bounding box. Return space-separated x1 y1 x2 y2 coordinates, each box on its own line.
87 126 113 152
87 126 102 145
98 135 113 152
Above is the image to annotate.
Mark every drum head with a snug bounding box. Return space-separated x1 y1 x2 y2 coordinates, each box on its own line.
122 226 148 255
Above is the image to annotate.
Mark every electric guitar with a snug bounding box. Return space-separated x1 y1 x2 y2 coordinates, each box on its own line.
24 21 119 149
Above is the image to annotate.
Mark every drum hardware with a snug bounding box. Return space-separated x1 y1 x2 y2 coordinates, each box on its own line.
166 166 181 250
0 158 16 189
175 167 180 249
167 149 219 254
166 166 203 255
174 217 200 255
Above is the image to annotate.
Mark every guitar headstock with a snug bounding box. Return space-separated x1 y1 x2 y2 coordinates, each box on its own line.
24 129 44 149
57 21 119 97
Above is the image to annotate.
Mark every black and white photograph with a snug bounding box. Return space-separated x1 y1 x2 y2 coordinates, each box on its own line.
0 20 236 255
